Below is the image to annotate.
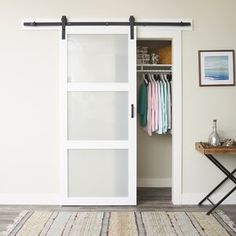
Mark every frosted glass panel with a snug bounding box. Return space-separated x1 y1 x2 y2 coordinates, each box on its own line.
68 149 128 197
68 92 128 140
67 34 128 82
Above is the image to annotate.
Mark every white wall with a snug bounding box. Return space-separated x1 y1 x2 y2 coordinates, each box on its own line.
0 0 236 204
137 126 172 187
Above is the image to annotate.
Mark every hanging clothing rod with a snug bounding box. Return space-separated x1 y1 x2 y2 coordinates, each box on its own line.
138 70 172 73
23 15 191 40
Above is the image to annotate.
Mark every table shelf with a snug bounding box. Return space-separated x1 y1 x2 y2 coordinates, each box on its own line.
195 142 236 155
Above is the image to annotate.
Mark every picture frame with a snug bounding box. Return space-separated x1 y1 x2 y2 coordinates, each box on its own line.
198 50 235 86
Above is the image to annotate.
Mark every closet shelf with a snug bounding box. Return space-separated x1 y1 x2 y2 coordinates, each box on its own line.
137 64 172 73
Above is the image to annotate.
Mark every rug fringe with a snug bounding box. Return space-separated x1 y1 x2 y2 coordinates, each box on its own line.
216 210 236 233
0 210 28 236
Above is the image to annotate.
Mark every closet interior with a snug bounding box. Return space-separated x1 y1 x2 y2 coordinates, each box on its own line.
137 40 172 200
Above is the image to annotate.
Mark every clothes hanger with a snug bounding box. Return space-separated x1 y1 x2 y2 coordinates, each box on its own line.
142 73 149 86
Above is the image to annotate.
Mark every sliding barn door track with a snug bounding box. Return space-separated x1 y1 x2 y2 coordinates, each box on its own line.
23 15 191 40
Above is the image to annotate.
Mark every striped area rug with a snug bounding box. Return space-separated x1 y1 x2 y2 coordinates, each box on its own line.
1 211 236 236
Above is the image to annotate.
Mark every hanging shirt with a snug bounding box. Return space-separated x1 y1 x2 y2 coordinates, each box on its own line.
165 74 172 130
145 80 152 136
154 78 159 132
150 75 157 132
157 80 163 134
162 75 168 133
170 80 173 132
137 81 148 127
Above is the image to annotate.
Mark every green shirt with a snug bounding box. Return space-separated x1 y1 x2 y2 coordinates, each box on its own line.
138 81 148 127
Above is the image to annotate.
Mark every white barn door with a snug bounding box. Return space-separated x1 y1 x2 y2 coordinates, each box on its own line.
60 26 137 205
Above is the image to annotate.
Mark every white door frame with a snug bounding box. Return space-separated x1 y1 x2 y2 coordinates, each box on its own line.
137 27 183 204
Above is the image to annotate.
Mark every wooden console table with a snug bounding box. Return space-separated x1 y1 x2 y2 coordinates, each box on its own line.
195 142 236 215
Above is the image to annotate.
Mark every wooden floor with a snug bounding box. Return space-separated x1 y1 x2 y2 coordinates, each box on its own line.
0 188 235 232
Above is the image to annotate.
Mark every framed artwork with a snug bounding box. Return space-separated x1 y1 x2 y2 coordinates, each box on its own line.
198 50 235 86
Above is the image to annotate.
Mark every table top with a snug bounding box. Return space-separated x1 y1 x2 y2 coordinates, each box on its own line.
195 142 236 155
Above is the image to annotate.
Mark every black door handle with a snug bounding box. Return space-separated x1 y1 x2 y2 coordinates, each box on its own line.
131 104 134 118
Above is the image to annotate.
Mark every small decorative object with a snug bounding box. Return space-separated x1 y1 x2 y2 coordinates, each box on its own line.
208 119 221 146
137 46 151 64
198 50 235 86
150 53 159 64
222 138 236 147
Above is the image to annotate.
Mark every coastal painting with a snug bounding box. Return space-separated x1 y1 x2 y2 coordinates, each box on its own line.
199 50 235 86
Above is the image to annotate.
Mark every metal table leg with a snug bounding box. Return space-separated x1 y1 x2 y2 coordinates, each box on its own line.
199 168 236 206
198 154 236 214
207 185 236 215
206 154 236 184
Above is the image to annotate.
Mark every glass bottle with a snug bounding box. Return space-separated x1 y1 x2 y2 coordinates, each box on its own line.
208 119 221 146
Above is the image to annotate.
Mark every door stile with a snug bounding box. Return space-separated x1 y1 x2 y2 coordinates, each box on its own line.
128 26 137 204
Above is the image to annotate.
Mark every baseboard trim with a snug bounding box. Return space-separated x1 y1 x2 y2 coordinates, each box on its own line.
2 191 235 205
0 194 60 205
138 178 171 187
182 192 236 205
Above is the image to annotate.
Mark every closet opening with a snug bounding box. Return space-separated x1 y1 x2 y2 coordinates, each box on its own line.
137 39 172 204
